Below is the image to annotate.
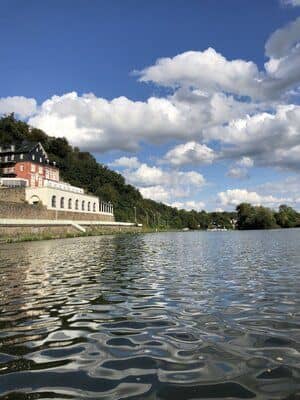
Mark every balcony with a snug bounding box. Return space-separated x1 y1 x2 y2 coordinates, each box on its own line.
0 157 17 167
1 167 16 177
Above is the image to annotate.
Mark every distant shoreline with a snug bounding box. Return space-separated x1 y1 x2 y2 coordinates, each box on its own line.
1 226 299 245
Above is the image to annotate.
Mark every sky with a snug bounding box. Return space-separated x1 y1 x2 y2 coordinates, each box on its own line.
0 0 300 211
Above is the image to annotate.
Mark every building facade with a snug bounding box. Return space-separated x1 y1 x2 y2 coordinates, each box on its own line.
0 142 59 187
26 181 113 214
0 141 113 217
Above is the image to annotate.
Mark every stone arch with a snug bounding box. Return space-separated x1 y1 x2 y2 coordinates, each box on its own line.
29 195 40 205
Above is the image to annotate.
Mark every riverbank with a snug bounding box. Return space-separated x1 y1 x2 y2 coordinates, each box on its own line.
0 226 144 243
0 225 182 244
0 217 146 243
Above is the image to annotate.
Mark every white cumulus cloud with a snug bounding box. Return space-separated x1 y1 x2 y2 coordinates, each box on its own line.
218 189 289 208
163 141 216 166
265 16 300 58
27 91 251 153
227 167 249 180
109 156 141 169
137 48 263 99
0 96 37 118
170 200 205 211
207 104 300 170
110 158 206 206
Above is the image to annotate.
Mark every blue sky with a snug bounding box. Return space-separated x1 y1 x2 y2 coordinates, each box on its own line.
0 0 300 211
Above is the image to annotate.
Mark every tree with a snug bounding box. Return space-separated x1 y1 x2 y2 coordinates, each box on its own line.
275 204 300 228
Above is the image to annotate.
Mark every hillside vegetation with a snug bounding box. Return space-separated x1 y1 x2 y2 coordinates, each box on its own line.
1 114 299 230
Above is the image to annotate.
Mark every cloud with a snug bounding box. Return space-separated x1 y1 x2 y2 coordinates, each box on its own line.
280 0 300 7
139 185 197 203
137 48 263 99
226 156 254 179
124 163 205 188
218 189 290 208
237 156 254 168
110 157 206 205
163 141 216 166
227 167 249 179
258 175 300 197
27 91 252 153
265 17 300 58
109 156 141 169
207 104 300 171
170 200 205 211
0 96 37 118
139 185 170 203
137 17 300 101
263 17 300 98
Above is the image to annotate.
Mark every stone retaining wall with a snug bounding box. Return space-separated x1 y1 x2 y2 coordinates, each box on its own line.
0 201 114 222
0 188 26 203
0 224 77 238
0 224 141 239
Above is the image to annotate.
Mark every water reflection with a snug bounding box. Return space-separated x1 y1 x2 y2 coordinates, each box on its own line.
0 230 299 399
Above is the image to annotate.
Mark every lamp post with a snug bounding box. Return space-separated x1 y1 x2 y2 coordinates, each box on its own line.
145 210 149 226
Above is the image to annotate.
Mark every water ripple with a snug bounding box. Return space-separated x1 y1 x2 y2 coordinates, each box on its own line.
0 230 300 399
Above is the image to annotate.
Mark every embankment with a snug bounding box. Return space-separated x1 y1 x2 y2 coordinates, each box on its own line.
0 190 141 242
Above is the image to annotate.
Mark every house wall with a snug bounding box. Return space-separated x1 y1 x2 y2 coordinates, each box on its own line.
14 162 59 187
25 186 113 215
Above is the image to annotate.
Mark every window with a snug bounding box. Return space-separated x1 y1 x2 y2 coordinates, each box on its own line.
75 199 79 210
20 164 24 172
68 198 72 209
93 203 96 212
60 197 65 209
40 157 42 163
20 153 24 160
11 155 14 161
39 166 43 174
82 200 85 211
32 155 35 161
31 164 35 172
88 202 91 211
51 195 56 208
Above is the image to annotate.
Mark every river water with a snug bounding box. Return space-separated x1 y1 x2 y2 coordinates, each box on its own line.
0 230 299 399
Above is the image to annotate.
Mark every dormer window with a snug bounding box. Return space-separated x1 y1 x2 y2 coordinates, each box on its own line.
32 155 35 161
20 154 24 160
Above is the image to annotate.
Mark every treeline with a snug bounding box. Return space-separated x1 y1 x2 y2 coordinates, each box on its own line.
0 114 236 230
236 203 300 229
